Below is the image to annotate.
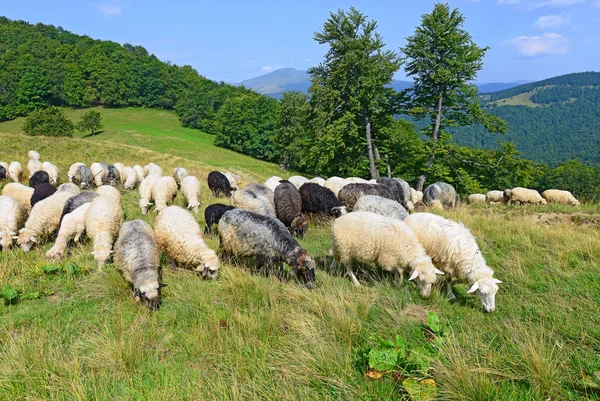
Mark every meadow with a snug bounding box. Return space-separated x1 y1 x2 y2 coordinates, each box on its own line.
1 108 600 400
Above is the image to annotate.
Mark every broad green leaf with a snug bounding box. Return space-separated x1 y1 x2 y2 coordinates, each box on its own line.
368 348 399 371
427 312 443 334
402 378 438 401
42 265 59 274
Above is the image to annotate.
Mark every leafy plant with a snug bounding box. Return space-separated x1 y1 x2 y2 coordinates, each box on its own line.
42 265 60 274
1 286 19 305
22 106 74 137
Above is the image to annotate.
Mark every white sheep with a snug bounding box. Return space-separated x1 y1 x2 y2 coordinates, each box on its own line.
57 183 81 194
144 163 163 177
0 195 27 250
27 158 43 178
541 189 580 206
222 171 241 190
173 167 189 187
122 167 139 189
181 175 202 213
2 183 34 213
409 188 419 204
96 185 122 203
466 194 486 205
485 190 505 205
133 165 146 181
154 206 220 278
264 176 283 192
404 212 502 312
325 176 349 197
331 211 444 297
309 177 326 186
45 203 91 261
113 163 125 183
230 189 276 218
152 176 178 212
90 162 107 187
68 162 85 182
288 175 310 189
8 162 23 183
138 174 161 215
504 187 546 206
42 162 60 185
85 195 123 268
353 195 409 221
28 150 40 160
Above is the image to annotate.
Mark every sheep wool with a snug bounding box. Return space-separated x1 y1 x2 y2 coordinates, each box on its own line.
231 189 276 218
288 175 310 190
85 195 124 268
423 182 459 209
42 162 60 185
144 163 163 177
90 162 107 187
8 162 23 183
222 171 240 190
152 176 178 212
122 167 139 190
180 175 202 213
264 176 283 192
68 162 85 182
113 163 125 183
466 194 486 205
245 183 275 205
97 185 122 204
74 165 93 189
541 189 580 206
173 167 189 187
485 190 505 205
324 176 348 196
299 183 344 216
28 150 40 160
27 159 43 178
2 183 34 213
504 187 546 206
138 174 161 215
133 165 146 181
353 195 409 221
46 203 91 261
0 195 27 250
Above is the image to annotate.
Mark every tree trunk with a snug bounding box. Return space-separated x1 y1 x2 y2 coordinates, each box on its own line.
385 154 391 178
365 118 379 179
416 94 444 191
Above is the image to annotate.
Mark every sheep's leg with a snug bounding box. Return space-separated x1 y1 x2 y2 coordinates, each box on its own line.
394 270 404 287
330 258 338 272
445 276 456 300
345 263 361 287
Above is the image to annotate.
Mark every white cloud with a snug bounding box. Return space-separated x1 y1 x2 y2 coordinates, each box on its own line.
260 64 283 72
508 32 569 55
498 0 585 8
532 15 567 28
303 58 311 62
95 2 122 18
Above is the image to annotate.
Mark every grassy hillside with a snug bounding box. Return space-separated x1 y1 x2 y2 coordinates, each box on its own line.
2 108 600 400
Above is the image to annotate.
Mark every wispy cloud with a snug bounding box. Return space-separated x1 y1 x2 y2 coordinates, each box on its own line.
303 58 311 62
94 1 122 18
260 64 283 73
508 32 569 55
532 15 568 28
498 0 585 8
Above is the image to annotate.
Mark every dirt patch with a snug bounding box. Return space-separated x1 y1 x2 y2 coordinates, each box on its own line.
403 304 434 325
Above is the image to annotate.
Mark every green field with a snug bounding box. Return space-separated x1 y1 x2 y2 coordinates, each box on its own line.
1 108 600 400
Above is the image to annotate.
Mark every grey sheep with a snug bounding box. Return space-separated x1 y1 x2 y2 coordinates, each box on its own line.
106 164 120 187
245 183 275 205
377 177 413 210
274 181 308 238
423 182 459 210
337 183 395 211
73 165 93 189
58 191 99 228
353 195 409 220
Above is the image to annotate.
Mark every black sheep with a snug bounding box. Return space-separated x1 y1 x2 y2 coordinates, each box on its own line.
0 164 6 180
337 183 395 210
207 171 234 197
204 203 235 235
30 183 57 207
298 183 343 216
29 171 50 188
274 181 307 238
377 177 412 209
58 191 99 229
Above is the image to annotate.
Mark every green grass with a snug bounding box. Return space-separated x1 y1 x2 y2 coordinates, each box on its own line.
2 107 600 400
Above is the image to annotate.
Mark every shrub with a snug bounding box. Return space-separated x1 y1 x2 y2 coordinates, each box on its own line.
22 106 74 137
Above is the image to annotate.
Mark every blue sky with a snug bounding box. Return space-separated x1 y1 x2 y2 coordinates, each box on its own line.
2 0 599 83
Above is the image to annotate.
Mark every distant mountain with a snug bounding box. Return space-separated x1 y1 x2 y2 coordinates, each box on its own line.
477 81 531 93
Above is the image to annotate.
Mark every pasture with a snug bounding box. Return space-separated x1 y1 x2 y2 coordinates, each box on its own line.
1 108 600 400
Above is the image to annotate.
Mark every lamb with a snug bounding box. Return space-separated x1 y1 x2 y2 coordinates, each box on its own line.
28 150 40 160
466 194 486 205
8 162 23 182
133 165 146 181
27 158 43 178
113 163 125 183
264 176 284 192
0 195 27 250
45 203 91 261
245 183 275 205
68 162 85 182
2 183 34 213
138 174 161 215
17 191 76 251
541 189 580 206
330 211 443 297
114 220 164 311
504 187 546 206
152 176 178 212
298 182 344 216
180 175 202 213
274 181 308 238
230 189 276 218
85 195 124 268
0 164 6 181
404 212 502 312
218 209 316 287
122 167 139 189
144 163 163 177
90 162 107 187
173 167 188 187
324 176 349 196
30 183 57 207
222 171 241 190
42 162 60 185
96 185 122 203
106 164 120 187
337 183 395 210
309 177 326 186
485 190 505 205
423 182 459 210
353 195 409 221
208 171 234 197
29 171 50 188
378 177 414 211
73 165 93 189
154 206 220 279
203 204 235 235
57 183 81 194
288 175 310 189
58 191 99 228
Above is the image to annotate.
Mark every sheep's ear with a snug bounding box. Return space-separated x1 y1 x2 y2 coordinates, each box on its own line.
408 270 419 281
91 251 95 255
13 235 18 239
434 268 444 275
159 283 168 288
493 279 503 284
467 282 480 293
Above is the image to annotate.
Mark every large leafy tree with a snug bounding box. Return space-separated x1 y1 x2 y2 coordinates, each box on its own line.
22 106 74 137
274 91 310 170
76 110 103 135
401 3 506 190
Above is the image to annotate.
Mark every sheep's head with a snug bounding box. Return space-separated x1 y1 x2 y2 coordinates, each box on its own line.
92 248 112 267
139 199 152 215
408 257 444 298
430 200 444 211
330 206 347 217
290 215 308 238
187 200 201 214
17 228 37 252
198 255 220 280
135 282 166 312
540 199 547 205
0 230 16 250
467 277 502 313
294 250 316 289
154 201 167 212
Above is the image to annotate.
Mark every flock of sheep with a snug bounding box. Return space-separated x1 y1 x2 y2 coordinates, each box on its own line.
0 151 581 313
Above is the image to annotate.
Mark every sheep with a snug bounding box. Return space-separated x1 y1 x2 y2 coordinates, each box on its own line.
17 191 76 251
114 220 164 311
0 195 27 250
346 177 371 184
73 165 93 189
410 188 419 204
138 174 161 215
416 190 423 203
467 194 486 205
330 211 443 297
180 176 202 213
106 164 120 187
144 163 163 177
0 162 8 175
353 195 409 221
264 176 284 192
58 191 99 228
8 162 23 183
298 182 344 216
121 167 138 190
230 189 276 218
274 181 307 238
42 162 60 185
45 203 92 261
29 171 50 188
133 165 145 181
245 183 275 205
218 209 316 287
31 183 57 207
68 162 85 182
28 150 40 160
152 176 178 212
485 190 505 205
90 162 108 186
27 158 43 178
85 195 124 268
404 212 502 312
541 189 580 206
423 182 459 209
222 171 241 190
203 204 235 235
208 171 234 197
2 183 34 213
337 183 395 211
57 183 81 194
0 164 6 181
324 176 349 196
288 175 310 189
113 163 125 183
154 206 220 279
504 187 546 206
378 177 414 211
96 185 122 203
173 167 188 187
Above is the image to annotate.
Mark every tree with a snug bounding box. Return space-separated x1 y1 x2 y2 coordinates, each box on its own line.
274 91 310 170
307 7 403 179
76 110 102 135
401 3 507 190
22 106 74 137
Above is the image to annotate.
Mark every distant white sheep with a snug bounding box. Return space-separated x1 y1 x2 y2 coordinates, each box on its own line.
144 163 163 177
222 171 241 190
324 176 349 197
122 167 139 189
85 195 123 268
541 189 580 206
42 162 60 185
466 194 486 205
264 176 283 192
45 203 91 261
27 159 43 178
133 165 145 181
309 177 326 186
138 174 161 215
504 187 546 206
8 162 23 183
113 163 125 183
173 167 188 187
288 175 309 189
181 176 202 213
485 190 505 205
152 176 178 212
0 195 27 250
90 162 107 187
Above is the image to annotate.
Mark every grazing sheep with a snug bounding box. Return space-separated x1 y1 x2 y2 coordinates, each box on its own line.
298 183 344 216
68 162 85 182
264 176 284 192
17 191 76 251
114 220 163 311
155 206 220 279
8 162 23 183
173 167 188 187
180 176 202 213
46 203 91 261
27 158 43 178
133 165 145 181
73 165 93 189
504 187 546 206
31 183 57 207
222 171 241 190
231 189 276 218
0 164 6 181
404 212 502 312
353 195 409 221
85 195 124 268
219 209 316 287
0 195 27 250
139 174 161 215
58 191 99 228
2 183 34 213
346 177 371 184
410 188 419 204
144 163 163 177
245 183 275 205
467 194 486 205
331 211 443 297
485 190 505 205
338 183 395 211
42 162 60 185
90 163 107 187
378 177 414 211
288 175 310 189
416 190 424 203
122 167 139 189
96 185 122 203
0 162 8 174
309 177 326 186
208 171 234 197
541 189 580 206
274 181 307 238
203 204 235 235
152 176 178 212
423 182 459 210
324 176 349 197
29 171 50 188
28 150 40 160
106 164 120 187
113 163 125 183
57 183 81 194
